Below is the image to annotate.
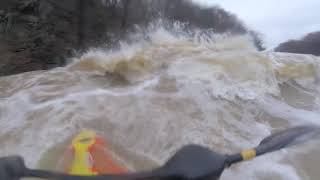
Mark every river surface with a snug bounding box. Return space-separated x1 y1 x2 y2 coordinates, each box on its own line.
1 24 320 180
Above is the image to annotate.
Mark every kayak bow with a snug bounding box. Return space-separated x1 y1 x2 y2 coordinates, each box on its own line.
62 130 128 175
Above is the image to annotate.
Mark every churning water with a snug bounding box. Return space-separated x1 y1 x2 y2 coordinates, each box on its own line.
1 23 320 179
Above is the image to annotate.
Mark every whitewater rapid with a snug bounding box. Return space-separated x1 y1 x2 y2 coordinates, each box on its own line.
0 24 320 179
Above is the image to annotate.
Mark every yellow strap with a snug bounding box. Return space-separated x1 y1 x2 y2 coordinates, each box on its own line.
241 149 256 161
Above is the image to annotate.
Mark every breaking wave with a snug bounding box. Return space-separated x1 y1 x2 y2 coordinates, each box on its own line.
0 22 320 179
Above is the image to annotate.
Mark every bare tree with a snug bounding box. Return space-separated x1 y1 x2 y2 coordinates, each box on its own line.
77 0 85 48
121 0 130 28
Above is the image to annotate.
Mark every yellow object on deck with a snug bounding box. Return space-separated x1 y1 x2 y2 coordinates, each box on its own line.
69 130 97 175
63 130 128 175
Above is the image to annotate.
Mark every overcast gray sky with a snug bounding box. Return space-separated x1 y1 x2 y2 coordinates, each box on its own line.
195 0 320 48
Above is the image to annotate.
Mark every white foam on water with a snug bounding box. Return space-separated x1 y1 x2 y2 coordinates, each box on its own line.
221 153 301 180
0 22 320 179
258 96 320 126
